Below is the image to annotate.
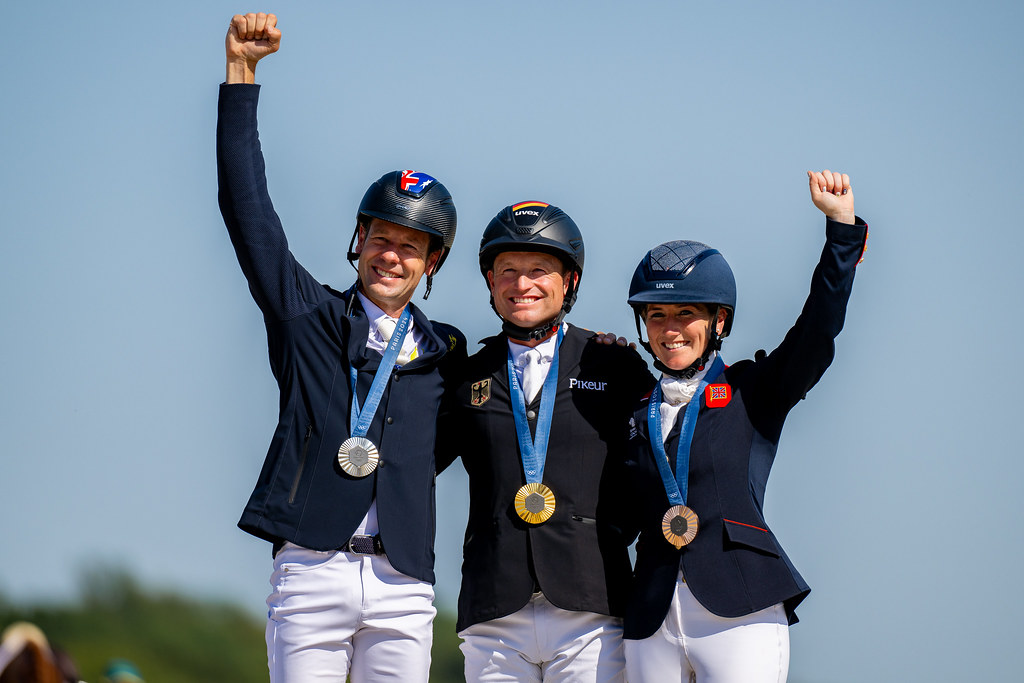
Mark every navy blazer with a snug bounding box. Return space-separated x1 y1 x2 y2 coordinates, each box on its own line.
217 84 465 583
437 324 655 632
624 218 867 640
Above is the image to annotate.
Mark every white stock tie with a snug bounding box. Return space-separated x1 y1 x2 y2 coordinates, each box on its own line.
660 378 698 407
377 316 397 344
519 348 545 404
376 317 417 365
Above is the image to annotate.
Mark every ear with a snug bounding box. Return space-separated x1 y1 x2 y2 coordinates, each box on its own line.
425 249 442 277
715 308 728 335
353 224 368 256
563 270 579 295
486 270 496 291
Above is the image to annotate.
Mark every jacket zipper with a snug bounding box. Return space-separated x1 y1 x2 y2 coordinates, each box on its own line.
288 424 313 504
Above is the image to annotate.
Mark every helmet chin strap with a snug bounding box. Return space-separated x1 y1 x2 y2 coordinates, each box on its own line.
495 300 570 342
346 224 361 270
422 256 440 301
502 317 561 342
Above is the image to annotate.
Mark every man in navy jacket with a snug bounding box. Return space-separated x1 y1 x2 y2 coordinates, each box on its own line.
217 13 464 682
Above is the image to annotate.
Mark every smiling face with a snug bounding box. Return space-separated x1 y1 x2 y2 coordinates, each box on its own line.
643 303 727 370
487 251 571 334
356 218 440 317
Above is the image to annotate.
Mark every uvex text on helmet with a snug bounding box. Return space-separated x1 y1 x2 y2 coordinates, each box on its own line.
627 240 736 337
357 170 457 273
478 201 584 280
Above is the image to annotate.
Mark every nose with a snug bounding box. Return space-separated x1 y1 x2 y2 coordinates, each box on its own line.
663 319 686 335
378 244 400 264
513 273 533 290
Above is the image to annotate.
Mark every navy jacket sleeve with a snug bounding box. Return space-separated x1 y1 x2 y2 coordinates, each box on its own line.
746 216 868 437
216 83 330 322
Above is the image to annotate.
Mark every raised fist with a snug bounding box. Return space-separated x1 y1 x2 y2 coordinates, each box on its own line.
225 12 281 83
807 169 855 224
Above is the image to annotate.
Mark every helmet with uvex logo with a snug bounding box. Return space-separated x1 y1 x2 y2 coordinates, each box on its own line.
478 201 585 340
628 240 736 376
346 170 457 297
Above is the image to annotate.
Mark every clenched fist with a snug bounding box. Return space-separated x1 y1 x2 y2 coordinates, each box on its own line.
807 169 855 224
225 12 281 84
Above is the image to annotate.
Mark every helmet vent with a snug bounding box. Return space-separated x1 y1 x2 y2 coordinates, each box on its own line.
649 240 712 272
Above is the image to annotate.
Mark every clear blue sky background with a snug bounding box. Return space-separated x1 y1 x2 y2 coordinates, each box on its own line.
2 2 1021 681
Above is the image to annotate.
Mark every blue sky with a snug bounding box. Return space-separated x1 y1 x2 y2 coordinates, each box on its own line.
2 2 1021 681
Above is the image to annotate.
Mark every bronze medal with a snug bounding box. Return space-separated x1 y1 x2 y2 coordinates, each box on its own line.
662 504 699 548
514 483 556 524
337 436 380 477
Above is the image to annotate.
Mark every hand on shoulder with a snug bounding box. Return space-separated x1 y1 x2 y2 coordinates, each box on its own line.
593 331 636 350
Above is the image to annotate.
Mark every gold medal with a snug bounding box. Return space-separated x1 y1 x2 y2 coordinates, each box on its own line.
514 483 556 524
662 504 699 548
337 437 379 477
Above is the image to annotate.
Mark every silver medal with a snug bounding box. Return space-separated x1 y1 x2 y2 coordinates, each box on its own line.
337 436 380 477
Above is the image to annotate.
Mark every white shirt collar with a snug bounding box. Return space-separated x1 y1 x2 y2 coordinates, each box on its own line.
357 292 415 333
355 292 421 358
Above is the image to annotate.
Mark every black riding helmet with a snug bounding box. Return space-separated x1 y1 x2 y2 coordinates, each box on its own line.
479 202 584 341
346 170 457 299
628 240 736 378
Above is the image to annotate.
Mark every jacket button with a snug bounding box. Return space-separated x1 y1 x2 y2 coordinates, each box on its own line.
393 374 401 382
526 410 537 421
386 416 394 424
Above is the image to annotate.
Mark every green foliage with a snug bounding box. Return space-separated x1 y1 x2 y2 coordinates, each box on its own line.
430 611 464 682
0 569 464 683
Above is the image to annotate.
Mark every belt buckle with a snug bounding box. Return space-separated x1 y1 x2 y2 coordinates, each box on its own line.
347 534 378 555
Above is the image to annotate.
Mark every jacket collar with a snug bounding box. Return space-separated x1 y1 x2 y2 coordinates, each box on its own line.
342 285 447 370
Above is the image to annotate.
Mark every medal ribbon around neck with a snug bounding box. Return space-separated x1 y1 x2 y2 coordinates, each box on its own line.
507 326 563 524
338 306 412 477
647 354 725 547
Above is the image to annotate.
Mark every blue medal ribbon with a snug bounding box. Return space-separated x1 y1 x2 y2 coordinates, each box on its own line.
647 355 725 505
507 326 563 483
349 306 412 438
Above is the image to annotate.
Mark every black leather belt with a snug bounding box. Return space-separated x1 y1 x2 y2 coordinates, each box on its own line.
339 534 385 556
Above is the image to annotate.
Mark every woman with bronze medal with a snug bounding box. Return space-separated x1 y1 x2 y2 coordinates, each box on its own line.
621 170 868 682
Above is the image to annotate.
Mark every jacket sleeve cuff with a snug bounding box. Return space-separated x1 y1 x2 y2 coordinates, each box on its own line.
218 82 261 102
825 215 869 264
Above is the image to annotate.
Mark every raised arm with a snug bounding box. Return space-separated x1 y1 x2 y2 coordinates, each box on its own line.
749 169 867 427
218 13 326 321
225 12 281 84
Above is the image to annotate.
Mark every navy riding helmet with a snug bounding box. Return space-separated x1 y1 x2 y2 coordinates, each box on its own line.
628 240 736 377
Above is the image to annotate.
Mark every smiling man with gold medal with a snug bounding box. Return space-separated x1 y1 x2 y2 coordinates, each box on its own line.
437 202 655 683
